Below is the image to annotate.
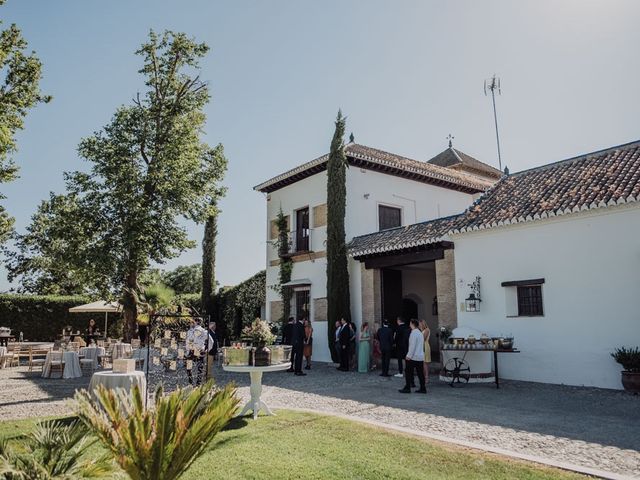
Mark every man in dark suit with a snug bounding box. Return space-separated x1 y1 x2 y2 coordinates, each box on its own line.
394 317 410 378
338 318 351 371
206 322 219 380
283 317 295 372
376 319 393 377
291 317 306 376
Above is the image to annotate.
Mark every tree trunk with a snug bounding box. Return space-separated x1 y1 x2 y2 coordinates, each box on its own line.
122 270 139 342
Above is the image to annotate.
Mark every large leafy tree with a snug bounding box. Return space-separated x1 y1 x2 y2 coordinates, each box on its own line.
163 263 202 295
325 110 351 362
0 0 51 243
11 31 227 338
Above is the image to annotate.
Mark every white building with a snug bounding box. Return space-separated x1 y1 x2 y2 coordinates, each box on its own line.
257 139 640 389
255 142 500 362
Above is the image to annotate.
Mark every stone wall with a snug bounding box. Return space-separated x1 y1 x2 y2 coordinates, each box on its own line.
435 248 458 329
360 264 382 326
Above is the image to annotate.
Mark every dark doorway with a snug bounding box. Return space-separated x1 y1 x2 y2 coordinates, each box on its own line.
381 268 402 324
295 289 310 320
402 298 418 321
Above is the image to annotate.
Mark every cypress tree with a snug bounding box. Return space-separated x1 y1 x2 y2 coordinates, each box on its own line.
326 110 351 362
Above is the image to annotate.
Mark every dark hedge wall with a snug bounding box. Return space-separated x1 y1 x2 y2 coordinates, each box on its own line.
0 294 117 341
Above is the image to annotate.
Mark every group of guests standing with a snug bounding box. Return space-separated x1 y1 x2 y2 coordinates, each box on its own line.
283 317 313 376
334 316 431 393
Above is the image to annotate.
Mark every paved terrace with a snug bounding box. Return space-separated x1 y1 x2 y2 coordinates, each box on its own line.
1 363 638 478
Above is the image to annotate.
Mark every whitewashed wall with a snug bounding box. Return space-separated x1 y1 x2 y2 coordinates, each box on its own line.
452 204 640 389
263 165 477 363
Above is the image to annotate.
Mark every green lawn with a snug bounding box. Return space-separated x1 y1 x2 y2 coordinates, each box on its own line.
0 411 586 480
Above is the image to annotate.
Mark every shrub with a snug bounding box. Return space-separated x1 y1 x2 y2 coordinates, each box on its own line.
75 381 238 480
611 347 640 373
0 419 115 478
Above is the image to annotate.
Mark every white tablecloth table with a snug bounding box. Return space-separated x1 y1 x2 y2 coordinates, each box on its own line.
0 346 6 368
80 346 106 369
89 370 147 399
222 363 290 419
111 343 132 360
42 351 81 378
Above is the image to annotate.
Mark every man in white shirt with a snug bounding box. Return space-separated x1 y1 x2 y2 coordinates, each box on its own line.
399 319 426 394
186 318 213 386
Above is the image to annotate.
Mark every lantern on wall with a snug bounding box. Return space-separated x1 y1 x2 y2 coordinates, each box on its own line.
465 276 482 312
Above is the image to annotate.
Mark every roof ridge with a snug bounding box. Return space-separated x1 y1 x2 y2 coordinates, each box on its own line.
511 139 640 177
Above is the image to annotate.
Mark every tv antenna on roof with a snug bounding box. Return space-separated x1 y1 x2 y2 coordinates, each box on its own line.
484 74 503 172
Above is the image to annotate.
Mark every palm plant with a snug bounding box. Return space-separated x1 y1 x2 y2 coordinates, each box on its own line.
0 419 115 479
74 381 238 480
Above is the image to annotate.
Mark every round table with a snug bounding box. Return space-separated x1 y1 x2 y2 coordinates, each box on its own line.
89 370 147 398
43 351 81 378
222 363 290 420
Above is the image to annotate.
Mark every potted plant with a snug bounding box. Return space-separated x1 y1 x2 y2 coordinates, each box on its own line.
611 346 640 393
242 318 276 366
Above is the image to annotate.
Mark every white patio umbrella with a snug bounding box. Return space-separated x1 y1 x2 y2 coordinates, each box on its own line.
68 301 122 337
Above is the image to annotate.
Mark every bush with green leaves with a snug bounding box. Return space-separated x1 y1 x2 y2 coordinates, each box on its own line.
611 347 640 373
0 419 114 479
75 381 238 480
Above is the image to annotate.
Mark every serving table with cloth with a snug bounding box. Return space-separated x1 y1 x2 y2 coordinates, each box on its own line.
89 370 146 399
222 363 290 419
43 351 81 378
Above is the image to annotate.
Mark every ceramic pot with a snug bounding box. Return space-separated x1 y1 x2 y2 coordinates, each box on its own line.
621 371 640 393
254 344 271 366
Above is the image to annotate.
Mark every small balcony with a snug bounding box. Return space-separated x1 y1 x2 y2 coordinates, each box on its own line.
278 229 312 257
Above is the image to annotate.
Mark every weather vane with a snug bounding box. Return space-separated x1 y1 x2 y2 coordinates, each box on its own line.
446 134 454 148
484 74 503 172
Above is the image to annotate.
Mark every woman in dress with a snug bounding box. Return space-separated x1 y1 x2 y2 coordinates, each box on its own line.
303 320 313 370
419 319 431 384
357 322 371 373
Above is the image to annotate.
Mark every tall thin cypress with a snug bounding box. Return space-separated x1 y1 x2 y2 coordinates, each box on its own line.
202 202 218 317
326 110 351 362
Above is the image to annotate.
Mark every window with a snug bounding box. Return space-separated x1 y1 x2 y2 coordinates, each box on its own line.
517 285 543 316
502 278 545 317
295 207 310 252
378 205 401 231
295 289 310 321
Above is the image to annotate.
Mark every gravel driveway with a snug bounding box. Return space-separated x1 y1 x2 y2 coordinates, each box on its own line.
1 363 638 478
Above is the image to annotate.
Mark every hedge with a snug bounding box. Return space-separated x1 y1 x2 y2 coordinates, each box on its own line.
0 270 266 343
0 294 119 342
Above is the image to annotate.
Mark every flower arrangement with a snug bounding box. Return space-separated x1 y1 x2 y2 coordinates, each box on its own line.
439 326 452 343
242 318 276 346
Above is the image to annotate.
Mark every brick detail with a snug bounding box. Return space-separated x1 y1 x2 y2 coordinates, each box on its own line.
435 249 457 330
360 263 382 325
270 215 289 240
269 300 283 323
313 297 328 322
312 203 327 227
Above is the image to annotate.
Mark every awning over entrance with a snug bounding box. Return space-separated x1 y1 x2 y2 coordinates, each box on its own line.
348 214 460 259
281 278 312 287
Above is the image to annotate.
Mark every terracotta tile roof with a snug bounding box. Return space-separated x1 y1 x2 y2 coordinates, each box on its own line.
348 215 461 258
451 140 640 234
427 147 502 179
254 143 495 194
349 140 640 258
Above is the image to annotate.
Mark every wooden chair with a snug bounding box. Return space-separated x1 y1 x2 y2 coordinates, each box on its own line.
79 356 94 376
28 347 48 373
47 351 65 378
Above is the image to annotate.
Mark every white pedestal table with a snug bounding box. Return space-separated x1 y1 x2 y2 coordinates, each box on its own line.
222 363 290 420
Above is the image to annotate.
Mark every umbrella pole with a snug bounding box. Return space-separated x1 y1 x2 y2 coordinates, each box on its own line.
104 312 108 338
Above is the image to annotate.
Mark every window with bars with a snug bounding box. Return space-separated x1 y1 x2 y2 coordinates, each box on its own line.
378 205 401 231
517 285 543 316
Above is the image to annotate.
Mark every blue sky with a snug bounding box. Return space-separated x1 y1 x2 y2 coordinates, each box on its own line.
2 0 639 290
